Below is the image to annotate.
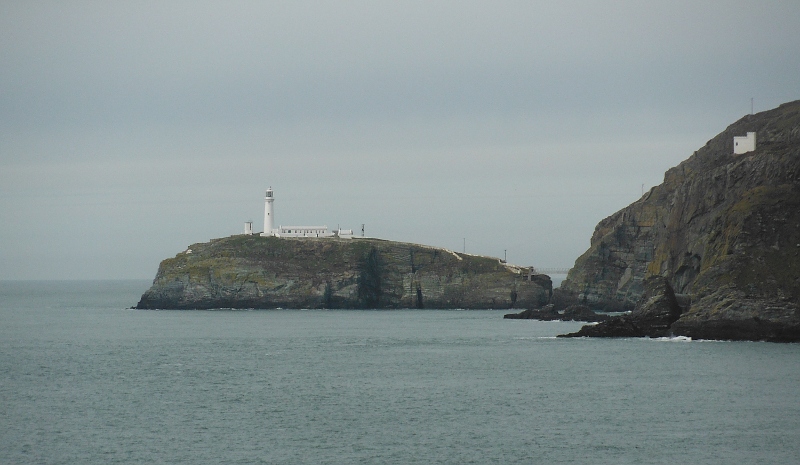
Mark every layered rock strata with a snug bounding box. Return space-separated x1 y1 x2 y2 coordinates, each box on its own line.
136 236 552 310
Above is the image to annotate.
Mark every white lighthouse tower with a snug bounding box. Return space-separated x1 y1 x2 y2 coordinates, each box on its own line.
262 187 275 236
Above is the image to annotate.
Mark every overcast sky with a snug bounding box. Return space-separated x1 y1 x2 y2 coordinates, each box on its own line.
2 1 798 280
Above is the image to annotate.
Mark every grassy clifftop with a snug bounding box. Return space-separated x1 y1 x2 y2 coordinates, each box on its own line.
136 236 551 310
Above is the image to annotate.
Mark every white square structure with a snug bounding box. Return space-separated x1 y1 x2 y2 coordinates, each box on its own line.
733 132 756 154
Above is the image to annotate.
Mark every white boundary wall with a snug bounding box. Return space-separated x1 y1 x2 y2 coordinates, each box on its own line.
275 226 332 237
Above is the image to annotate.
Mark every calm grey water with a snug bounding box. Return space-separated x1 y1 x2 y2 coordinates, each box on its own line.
1 281 798 464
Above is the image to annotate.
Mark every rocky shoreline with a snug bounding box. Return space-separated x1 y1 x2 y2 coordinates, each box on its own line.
558 276 686 338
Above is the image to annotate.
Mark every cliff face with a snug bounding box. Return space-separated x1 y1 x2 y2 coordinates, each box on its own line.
558 100 800 341
136 236 551 310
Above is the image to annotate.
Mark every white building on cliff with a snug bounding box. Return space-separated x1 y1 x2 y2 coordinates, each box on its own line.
247 187 354 238
734 131 756 154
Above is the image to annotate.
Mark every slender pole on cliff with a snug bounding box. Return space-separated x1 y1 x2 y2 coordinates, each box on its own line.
463 238 465 253
751 97 754 115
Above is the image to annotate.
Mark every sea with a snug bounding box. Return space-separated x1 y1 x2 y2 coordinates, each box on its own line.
1 280 798 464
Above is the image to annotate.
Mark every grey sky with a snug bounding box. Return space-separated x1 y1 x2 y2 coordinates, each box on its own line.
2 1 798 280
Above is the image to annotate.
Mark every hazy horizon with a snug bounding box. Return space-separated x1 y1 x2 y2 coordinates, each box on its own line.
2 1 799 280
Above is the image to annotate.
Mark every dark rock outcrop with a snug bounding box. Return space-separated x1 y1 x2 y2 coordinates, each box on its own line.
559 276 683 338
557 100 800 341
136 236 552 310
561 304 610 322
504 304 608 322
504 304 558 320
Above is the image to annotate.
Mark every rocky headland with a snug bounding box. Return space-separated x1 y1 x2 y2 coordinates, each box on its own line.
555 100 800 342
136 236 552 310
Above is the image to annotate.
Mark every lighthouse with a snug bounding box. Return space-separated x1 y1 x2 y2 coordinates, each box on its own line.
262 187 275 236
254 186 353 238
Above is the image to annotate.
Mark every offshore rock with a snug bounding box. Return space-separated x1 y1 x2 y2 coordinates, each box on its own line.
504 304 558 320
558 100 800 341
136 235 552 310
559 276 682 338
562 304 611 322
504 304 609 322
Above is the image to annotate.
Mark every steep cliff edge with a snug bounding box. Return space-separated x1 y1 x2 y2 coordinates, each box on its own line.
557 100 800 341
136 236 551 310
